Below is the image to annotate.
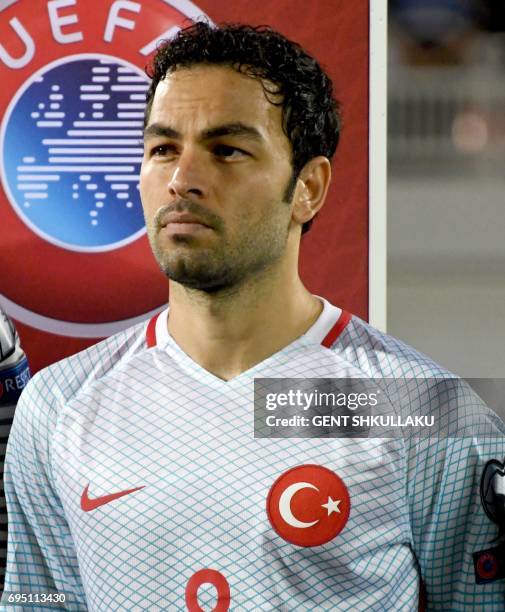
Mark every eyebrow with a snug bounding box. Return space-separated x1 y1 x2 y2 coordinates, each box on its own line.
143 122 263 142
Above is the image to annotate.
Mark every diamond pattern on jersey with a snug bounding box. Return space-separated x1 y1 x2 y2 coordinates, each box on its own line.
2 311 505 611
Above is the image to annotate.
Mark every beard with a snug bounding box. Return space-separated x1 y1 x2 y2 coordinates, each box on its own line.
151 223 286 292
146 177 296 293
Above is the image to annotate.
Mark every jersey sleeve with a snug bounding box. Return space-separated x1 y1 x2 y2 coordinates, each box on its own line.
0 372 87 611
405 378 505 610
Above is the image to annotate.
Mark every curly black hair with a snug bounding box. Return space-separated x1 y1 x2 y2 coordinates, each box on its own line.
145 21 341 234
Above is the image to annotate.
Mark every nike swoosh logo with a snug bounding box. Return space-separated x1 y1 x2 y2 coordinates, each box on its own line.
81 483 145 512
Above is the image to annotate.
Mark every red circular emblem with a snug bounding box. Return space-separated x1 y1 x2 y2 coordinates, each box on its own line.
266 464 351 547
185 569 231 612
476 552 498 581
0 0 209 336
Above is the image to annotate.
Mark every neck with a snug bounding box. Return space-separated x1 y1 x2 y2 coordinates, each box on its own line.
167 259 322 381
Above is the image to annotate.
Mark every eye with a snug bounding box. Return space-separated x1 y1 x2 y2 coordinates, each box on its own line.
213 144 248 159
148 143 177 158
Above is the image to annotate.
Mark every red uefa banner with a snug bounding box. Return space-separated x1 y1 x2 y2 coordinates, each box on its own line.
0 0 373 373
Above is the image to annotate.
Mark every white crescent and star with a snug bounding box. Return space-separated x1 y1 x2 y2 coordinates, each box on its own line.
278 481 342 528
321 496 341 515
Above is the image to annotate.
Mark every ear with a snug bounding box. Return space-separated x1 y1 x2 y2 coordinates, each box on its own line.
291 156 332 229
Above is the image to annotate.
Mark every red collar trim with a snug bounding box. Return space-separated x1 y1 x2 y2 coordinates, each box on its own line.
146 309 353 349
145 313 160 348
321 310 352 348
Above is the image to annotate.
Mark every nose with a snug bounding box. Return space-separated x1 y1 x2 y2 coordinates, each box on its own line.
167 147 208 200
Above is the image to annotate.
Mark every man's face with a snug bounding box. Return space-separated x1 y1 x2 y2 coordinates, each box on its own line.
140 65 296 291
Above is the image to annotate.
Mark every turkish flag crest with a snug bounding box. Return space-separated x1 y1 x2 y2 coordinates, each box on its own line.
267 464 351 547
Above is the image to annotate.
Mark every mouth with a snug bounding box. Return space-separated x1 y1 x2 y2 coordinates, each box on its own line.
160 213 214 237
161 212 212 227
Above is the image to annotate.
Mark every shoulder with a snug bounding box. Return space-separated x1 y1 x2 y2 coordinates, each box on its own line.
331 313 453 378
18 318 151 417
7 319 155 475
330 314 505 437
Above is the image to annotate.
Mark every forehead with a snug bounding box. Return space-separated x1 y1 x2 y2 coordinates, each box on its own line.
147 65 284 135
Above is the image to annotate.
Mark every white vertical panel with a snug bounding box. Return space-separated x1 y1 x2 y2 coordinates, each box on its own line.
368 1 388 330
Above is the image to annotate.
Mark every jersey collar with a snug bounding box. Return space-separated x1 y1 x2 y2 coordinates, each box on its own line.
146 297 351 350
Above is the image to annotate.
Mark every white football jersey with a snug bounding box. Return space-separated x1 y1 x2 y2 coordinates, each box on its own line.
2 298 505 611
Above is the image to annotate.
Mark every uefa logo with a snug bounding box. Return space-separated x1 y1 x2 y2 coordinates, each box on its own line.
1 54 148 252
0 0 209 339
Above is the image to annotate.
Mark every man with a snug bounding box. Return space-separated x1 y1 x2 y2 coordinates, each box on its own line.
2 22 505 611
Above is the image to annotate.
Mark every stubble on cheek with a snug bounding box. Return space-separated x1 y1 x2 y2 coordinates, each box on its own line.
140 173 292 291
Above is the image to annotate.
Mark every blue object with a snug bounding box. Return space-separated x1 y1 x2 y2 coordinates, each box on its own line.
1 55 148 252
